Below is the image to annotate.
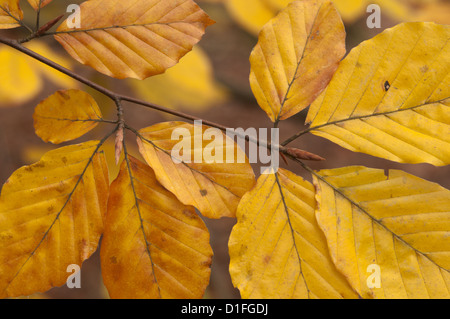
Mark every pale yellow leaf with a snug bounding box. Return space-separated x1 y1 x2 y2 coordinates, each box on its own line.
101 156 212 298
313 166 450 299
229 168 359 299
54 0 215 80
306 22 450 166
0 141 109 298
250 0 346 122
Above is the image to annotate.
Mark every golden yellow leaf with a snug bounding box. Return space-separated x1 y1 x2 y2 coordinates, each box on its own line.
226 0 446 37
229 168 359 298
250 0 346 122
313 166 450 299
306 22 450 166
54 0 215 80
130 47 227 113
33 89 102 144
0 141 109 298
101 156 212 298
0 41 77 107
27 0 52 10
137 121 256 219
25 41 77 89
0 0 22 29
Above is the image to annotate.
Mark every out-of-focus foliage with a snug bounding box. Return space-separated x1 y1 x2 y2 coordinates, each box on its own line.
249 0 346 122
226 0 450 35
34 89 102 144
0 0 22 29
54 0 215 80
130 47 228 113
0 41 76 107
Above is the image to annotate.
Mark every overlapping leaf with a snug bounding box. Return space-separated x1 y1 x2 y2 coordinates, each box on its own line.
229 168 358 298
137 121 256 219
0 141 109 298
306 22 450 166
27 0 52 10
250 0 346 122
0 0 22 29
34 89 102 144
54 0 215 79
313 166 450 298
101 156 212 299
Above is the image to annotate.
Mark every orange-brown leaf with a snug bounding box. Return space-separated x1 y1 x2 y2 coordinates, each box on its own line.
54 0 215 79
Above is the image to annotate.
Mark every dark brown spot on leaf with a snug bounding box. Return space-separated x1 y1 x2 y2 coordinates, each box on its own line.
200 189 207 196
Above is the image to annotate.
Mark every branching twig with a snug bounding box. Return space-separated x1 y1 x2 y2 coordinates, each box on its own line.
0 35 325 164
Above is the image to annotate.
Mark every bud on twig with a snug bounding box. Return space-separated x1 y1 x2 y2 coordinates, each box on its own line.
285 147 325 162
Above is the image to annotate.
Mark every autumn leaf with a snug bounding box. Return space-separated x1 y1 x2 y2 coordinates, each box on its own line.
130 47 228 113
313 166 450 299
27 0 52 10
33 89 103 144
250 0 346 122
0 41 77 107
0 0 22 29
54 0 215 80
101 156 212 299
0 141 109 298
137 121 256 219
305 22 450 166
229 168 359 299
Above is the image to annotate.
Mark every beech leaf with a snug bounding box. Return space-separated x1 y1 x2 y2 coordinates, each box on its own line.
54 0 215 80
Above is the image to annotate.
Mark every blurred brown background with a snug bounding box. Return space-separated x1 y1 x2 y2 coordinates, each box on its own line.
0 0 449 299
